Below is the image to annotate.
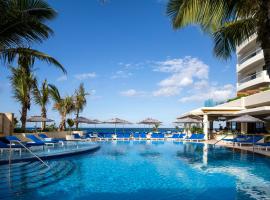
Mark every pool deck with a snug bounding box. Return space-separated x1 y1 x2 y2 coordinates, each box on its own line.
206 139 270 157
0 143 100 165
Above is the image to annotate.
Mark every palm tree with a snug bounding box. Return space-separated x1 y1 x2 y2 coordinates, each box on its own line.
9 66 36 131
49 85 75 131
33 79 50 130
74 83 89 129
167 0 270 75
0 0 56 50
9 48 65 131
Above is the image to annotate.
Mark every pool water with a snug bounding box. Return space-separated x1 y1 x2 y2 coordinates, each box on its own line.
1 141 270 200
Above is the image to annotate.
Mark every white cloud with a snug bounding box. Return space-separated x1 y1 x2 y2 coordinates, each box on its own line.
153 86 180 97
120 89 146 97
56 75 68 82
111 70 132 79
153 56 209 97
179 84 235 103
74 72 96 80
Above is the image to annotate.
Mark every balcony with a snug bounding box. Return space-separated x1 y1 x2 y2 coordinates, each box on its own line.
237 70 270 92
236 34 257 53
237 49 264 73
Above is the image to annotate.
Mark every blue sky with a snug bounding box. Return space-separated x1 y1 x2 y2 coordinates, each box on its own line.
0 0 237 127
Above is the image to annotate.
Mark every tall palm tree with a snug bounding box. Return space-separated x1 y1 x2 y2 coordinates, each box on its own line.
49 84 75 131
167 0 270 75
74 83 89 129
0 0 56 50
9 66 36 131
9 49 65 131
33 79 50 130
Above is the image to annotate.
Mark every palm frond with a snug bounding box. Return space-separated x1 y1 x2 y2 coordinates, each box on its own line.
167 0 231 31
0 47 66 73
48 84 62 103
213 18 256 59
0 0 57 48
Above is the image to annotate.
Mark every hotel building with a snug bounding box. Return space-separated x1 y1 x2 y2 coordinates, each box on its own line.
179 35 270 139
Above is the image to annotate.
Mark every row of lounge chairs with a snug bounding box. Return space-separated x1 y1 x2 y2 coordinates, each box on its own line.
86 132 205 142
222 135 270 151
0 134 65 153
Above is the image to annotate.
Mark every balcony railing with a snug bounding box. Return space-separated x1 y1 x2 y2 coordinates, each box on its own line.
238 71 263 85
238 48 262 65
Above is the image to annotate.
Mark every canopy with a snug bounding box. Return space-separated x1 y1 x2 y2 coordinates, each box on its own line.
138 118 162 125
103 118 131 124
264 116 270 121
74 116 101 124
228 115 264 123
27 116 54 122
103 118 132 134
174 117 202 124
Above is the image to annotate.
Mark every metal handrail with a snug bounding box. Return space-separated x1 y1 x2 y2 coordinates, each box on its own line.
213 134 229 147
9 140 50 168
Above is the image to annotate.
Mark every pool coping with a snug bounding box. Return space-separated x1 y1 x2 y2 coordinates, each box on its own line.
0 144 100 165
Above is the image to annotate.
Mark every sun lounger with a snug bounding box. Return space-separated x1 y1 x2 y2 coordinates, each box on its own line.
104 133 113 140
185 134 205 142
38 133 65 143
5 135 44 148
255 142 270 151
116 133 125 140
26 134 58 146
0 141 22 154
235 135 263 146
133 133 140 139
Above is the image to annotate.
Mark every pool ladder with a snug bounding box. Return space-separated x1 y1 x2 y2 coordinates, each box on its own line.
8 140 50 168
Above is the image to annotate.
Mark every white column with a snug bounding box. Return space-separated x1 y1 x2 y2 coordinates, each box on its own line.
241 122 247 134
203 114 209 140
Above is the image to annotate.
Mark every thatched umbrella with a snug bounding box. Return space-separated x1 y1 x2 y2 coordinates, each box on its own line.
264 116 270 121
174 117 202 124
27 116 54 131
74 117 102 131
174 117 202 134
103 118 132 134
138 118 162 132
228 115 264 123
74 116 92 124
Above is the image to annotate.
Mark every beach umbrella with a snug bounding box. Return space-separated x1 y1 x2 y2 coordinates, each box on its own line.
27 116 54 131
138 118 162 125
74 117 102 131
228 115 264 123
103 118 131 134
174 117 202 124
264 116 270 121
138 118 162 132
74 116 93 124
174 117 202 134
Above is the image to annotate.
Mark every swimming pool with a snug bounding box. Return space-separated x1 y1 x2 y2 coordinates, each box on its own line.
1 141 270 200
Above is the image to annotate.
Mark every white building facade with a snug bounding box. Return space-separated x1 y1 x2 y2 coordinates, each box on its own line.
179 36 270 140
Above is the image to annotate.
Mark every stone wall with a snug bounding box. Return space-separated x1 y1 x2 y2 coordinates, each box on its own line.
13 130 85 141
0 113 14 137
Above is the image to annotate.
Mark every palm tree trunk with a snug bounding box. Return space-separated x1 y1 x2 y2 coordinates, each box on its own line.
75 110 79 130
21 104 28 131
59 114 66 131
259 0 270 76
41 107 46 130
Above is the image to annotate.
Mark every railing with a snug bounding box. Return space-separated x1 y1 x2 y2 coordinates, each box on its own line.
238 48 262 65
213 135 228 147
238 71 264 85
9 140 50 168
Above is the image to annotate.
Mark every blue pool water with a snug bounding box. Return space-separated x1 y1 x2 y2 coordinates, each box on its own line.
1 141 270 200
